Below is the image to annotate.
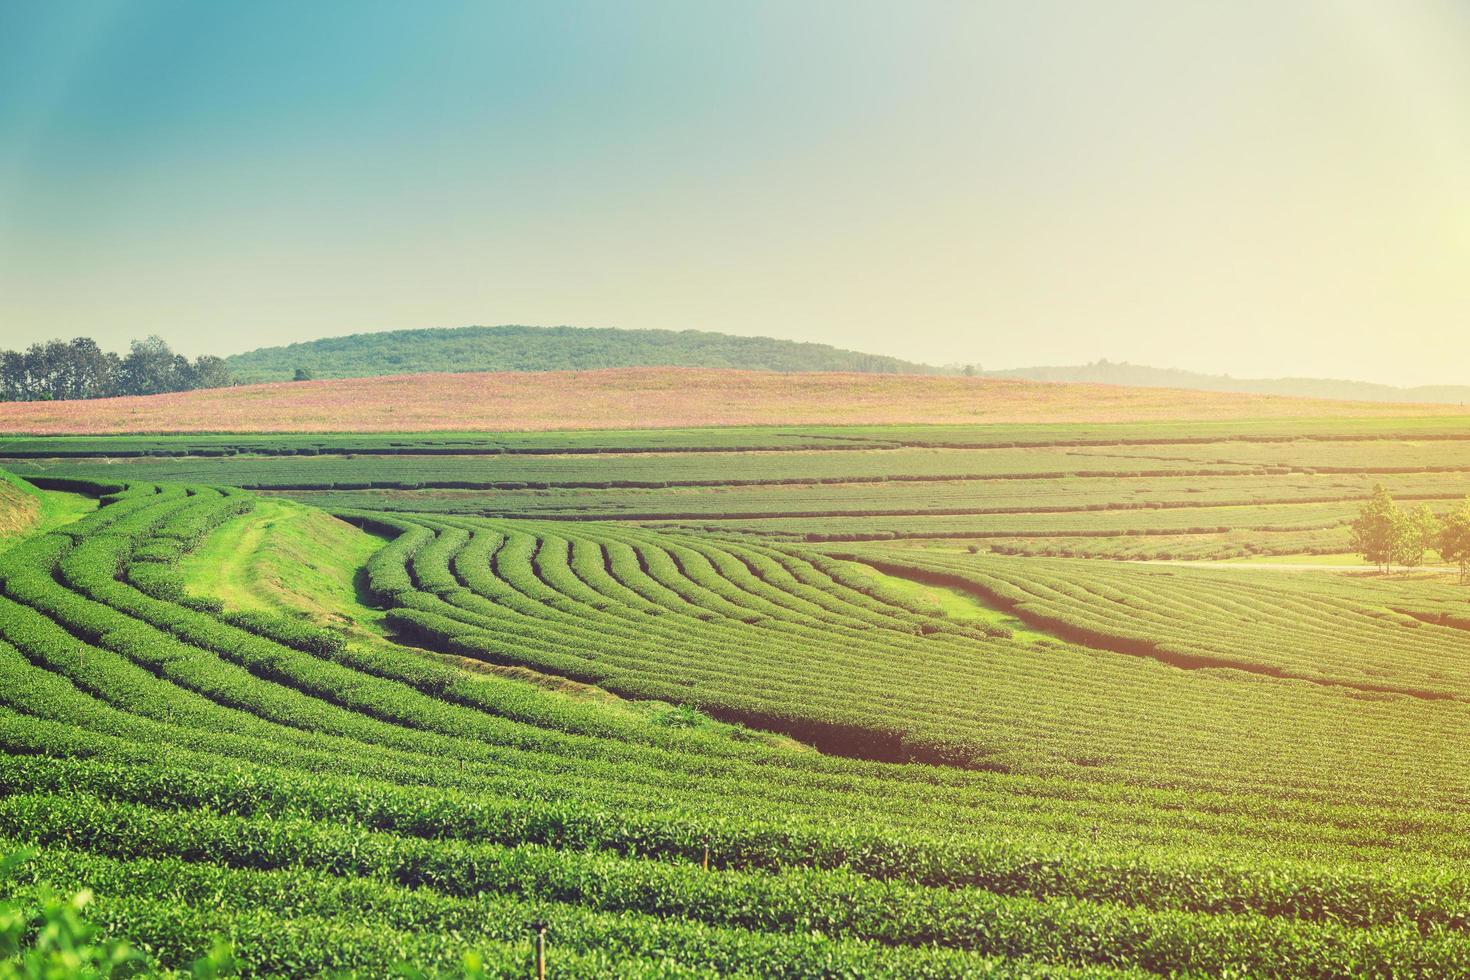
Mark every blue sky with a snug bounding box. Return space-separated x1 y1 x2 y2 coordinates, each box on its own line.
2 1 1469 384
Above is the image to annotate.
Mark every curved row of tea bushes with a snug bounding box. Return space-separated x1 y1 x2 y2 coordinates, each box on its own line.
358 512 1470 807
846 551 1470 701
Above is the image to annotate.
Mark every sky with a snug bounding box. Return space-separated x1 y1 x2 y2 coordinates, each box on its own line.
1 0 1469 386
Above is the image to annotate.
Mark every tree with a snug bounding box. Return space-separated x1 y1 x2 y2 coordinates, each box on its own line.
0 339 118 400
1392 504 1439 572
0 350 28 401
1439 497 1470 585
0 336 228 402
117 335 183 396
293 367 314 382
182 355 233 391
26 340 72 401
1350 484 1399 572
60 337 120 399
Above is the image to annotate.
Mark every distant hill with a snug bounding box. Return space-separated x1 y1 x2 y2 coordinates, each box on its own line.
224 325 940 383
982 361 1470 405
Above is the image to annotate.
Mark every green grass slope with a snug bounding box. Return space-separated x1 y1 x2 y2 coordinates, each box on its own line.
0 471 39 544
176 497 384 629
223 324 941 382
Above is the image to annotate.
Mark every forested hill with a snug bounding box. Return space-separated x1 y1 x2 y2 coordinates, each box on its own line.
224 325 940 382
984 361 1470 405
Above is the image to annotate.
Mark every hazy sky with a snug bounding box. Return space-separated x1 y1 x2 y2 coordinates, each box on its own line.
2 1 1469 385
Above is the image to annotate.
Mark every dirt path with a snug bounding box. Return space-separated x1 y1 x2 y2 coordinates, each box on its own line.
1139 559 1459 573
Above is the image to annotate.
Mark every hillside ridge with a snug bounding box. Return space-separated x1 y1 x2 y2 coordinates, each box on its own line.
225 324 940 382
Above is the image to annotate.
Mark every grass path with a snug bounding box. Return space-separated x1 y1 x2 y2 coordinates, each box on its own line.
1141 553 1462 576
0 473 95 551
830 558 1052 642
178 498 385 630
0 472 39 542
33 487 99 534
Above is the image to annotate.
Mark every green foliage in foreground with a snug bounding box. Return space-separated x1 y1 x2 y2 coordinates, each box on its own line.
1 848 237 979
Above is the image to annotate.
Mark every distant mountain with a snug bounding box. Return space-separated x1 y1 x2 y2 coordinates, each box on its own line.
981 361 1470 405
225 325 941 383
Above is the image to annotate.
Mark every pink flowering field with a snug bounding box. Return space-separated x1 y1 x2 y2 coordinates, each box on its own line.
0 367 1463 434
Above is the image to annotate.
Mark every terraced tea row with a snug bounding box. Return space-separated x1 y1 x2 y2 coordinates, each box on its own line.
21 439 1470 491
6 416 1469 456
195 468 1462 521
15 421 1470 558
0 445 1273 489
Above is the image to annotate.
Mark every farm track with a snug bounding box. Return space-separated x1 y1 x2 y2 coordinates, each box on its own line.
1140 560 1462 572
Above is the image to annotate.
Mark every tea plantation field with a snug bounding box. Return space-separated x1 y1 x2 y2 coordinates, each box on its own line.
1 417 1469 976
10 418 1470 557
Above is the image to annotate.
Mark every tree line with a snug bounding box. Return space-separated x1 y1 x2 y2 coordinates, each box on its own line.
1351 485 1470 581
0 336 233 402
